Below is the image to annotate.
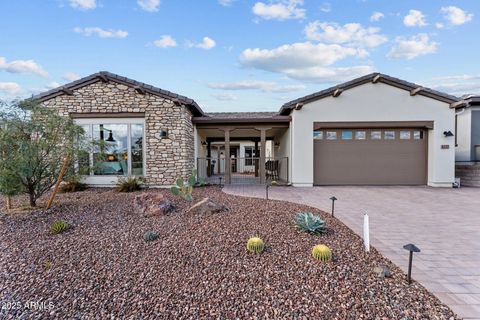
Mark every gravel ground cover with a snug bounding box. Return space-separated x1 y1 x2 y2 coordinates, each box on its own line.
0 187 458 319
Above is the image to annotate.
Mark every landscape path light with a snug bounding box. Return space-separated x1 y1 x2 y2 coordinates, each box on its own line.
403 243 421 284
218 176 222 187
329 196 337 217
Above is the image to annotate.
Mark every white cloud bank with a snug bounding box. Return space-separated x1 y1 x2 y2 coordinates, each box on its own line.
252 0 306 21
0 82 22 95
0 57 48 77
187 37 216 50
69 0 96 10
427 74 480 96
137 0 160 12
74 27 128 38
403 9 427 27
387 34 437 60
63 72 81 82
208 80 305 93
441 6 473 26
154 35 177 48
370 12 384 22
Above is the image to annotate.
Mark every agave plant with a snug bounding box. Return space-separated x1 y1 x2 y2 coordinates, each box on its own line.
51 220 70 234
294 212 326 235
144 231 159 242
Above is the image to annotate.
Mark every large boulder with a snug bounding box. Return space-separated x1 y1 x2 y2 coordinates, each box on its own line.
134 193 173 216
187 197 228 215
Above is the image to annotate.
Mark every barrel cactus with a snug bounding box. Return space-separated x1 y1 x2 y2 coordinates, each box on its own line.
144 231 159 242
246 237 265 254
312 244 332 262
295 212 326 235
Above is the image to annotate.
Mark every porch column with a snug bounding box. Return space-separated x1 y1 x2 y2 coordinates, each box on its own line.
257 128 270 184
254 140 259 177
223 128 231 184
207 141 212 176
216 146 221 174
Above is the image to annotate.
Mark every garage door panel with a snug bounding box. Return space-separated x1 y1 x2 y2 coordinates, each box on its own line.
314 128 427 185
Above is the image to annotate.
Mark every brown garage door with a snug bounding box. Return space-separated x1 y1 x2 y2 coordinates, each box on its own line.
314 128 427 185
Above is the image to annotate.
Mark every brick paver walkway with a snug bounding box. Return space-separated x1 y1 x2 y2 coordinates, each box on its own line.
224 185 480 319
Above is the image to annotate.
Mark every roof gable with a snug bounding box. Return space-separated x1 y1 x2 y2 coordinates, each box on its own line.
32 71 204 116
279 73 460 115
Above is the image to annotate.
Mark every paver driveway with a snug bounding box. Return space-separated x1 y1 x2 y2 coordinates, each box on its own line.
224 185 480 319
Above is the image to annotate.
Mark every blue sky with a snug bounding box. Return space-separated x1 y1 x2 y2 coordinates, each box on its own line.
0 0 478 112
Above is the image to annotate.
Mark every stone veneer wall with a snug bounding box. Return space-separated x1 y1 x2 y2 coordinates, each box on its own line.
456 164 480 187
41 80 195 186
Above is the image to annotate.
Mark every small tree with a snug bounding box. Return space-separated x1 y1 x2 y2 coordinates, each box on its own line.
0 99 86 207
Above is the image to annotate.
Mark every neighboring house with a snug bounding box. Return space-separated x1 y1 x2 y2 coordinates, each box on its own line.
34 71 462 188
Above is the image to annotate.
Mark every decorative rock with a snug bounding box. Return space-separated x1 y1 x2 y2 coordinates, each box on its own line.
134 193 173 216
373 265 392 278
187 197 227 215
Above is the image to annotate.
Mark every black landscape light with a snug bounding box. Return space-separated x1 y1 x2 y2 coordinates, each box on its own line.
219 176 222 186
443 130 454 137
266 183 270 200
403 243 421 284
329 196 337 217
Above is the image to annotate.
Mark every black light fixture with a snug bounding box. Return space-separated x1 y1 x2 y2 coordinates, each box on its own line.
330 196 337 217
403 243 421 284
106 130 116 142
159 129 168 139
201 141 207 146
443 130 454 137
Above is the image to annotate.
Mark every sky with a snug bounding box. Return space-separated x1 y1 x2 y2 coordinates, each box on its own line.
0 0 478 112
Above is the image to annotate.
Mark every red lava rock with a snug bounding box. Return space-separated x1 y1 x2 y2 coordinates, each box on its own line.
0 187 459 319
187 197 228 215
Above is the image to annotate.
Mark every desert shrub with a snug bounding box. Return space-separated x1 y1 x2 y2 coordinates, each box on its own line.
116 176 143 192
294 212 326 235
60 175 87 193
144 231 159 242
170 169 198 201
311 244 332 262
51 220 70 234
246 237 265 254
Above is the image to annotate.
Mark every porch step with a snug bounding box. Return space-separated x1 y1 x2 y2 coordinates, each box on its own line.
456 164 480 187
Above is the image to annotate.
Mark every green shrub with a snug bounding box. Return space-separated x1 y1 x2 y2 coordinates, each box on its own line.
116 176 143 192
294 212 326 235
60 180 87 193
170 169 198 201
51 220 70 234
144 231 159 242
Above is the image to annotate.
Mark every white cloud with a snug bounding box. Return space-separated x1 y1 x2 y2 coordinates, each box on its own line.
74 27 128 39
218 0 235 7
403 9 427 27
63 72 81 82
370 11 384 22
435 22 444 29
426 74 480 96
153 35 177 48
0 57 48 77
240 42 373 83
45 82 62 90
252 0 306 21
0 82 22 95
441 6 473 26
208 80 305 93
304 21 387 48
387 34 437 60
137 0 160 12
69 0 96 10
211 93 238 101
187 37 216 50
319 2 331 13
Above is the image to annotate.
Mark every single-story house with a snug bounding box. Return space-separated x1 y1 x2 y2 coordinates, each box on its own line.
34 71 472 188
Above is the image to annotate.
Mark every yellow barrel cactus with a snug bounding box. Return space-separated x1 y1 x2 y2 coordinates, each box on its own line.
312 244 332 262
246 237 265 254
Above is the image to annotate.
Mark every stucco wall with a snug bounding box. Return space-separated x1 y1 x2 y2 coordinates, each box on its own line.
41 80 195 186
472 110 480 161
290 82 456 187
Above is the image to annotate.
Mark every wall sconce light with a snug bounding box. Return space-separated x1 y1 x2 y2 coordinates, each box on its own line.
159 129 169 139
443 130 454 137
201 141 207 146
274 142 280 148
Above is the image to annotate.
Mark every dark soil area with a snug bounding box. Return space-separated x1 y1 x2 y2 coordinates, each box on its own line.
0 187 457 319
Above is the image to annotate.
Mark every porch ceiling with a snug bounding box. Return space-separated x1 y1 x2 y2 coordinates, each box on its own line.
197 127 287 140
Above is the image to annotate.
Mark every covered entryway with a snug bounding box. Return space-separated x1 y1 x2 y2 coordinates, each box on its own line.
313 122 430 185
